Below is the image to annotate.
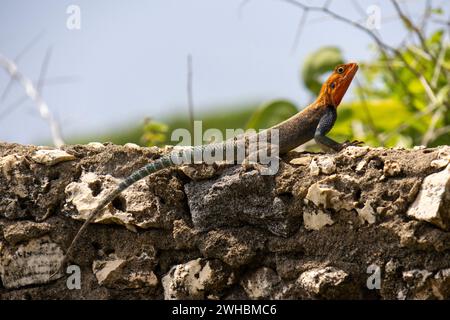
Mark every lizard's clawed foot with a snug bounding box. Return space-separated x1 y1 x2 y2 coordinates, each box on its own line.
341 140 364 150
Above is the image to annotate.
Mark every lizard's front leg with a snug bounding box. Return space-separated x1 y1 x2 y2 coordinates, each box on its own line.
314 106 362 152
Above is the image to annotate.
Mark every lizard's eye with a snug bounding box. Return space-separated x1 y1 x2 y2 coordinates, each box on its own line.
337 66 344 74
330 82 336 89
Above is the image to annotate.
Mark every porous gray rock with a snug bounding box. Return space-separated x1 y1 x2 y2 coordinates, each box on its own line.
185 167 300 237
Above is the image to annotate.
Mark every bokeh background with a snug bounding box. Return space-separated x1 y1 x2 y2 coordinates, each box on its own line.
0 0 449 148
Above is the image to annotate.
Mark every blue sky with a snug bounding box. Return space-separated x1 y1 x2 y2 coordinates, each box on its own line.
0 0 445 144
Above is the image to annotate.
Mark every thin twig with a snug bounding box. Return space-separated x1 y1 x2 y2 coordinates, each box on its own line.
290 9 308 54
0 54 65 147
187 54 194 136
323 0 332 10
419 0 432 32
390 0 437 63
0 46 53 119
238 0 252 19
431 37 447 87
380 98 441 144
37 47 53 94
0 75 80 119
422 108 442 145
355 78 379 140
350 0 366 18
430 18 450 27
432 125 450 140
0 31 45 102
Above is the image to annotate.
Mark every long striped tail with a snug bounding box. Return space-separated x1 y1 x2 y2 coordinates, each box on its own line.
50 152 180 280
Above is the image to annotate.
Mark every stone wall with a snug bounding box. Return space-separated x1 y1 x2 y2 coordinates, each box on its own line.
0 142 449 299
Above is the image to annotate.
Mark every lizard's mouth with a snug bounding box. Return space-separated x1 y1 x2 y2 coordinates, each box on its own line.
340 62 358 91
343 62 359 81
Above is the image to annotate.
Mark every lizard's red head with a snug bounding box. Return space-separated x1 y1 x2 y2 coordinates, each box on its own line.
319 62 358 107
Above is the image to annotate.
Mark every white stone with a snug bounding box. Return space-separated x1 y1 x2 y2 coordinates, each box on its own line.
162 258 213 300
0 154 23 180
303 210 334 230
431 158 449 169
431 146 450 169
92 257 158 289
356 201 376 224
31 149 75 166
289 157 311 166
402 269 433 286
65 172 127 222
0 237 64 289
124 143 141 149
383 160 402 177
305 176 357 211
309 156 336 176
306 182 337 208
65 172 160 230
437 146 450 159
240 267 280 299
342 146 369 158
432 268 450 300
297 267 348 295
93 258 126 285
407 165 450 230
87 142 106 149
355 159 367 172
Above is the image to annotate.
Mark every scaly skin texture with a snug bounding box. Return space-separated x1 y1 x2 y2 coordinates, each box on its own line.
51 62 359 279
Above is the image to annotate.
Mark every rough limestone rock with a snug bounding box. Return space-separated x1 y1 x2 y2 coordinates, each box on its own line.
1 142 450 299
3 221 53 245
162 258 232 300
240 267 282 299
31 149 76 166
303 209 334 231
407 164 450 230
92 256 158 290
0 237 63 289
185 167 300 237
296 266 351 298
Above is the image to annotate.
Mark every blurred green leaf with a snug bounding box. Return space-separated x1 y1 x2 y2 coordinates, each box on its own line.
431 7 444 15
302 47 344 95
246 99 298 130
141 118 169 147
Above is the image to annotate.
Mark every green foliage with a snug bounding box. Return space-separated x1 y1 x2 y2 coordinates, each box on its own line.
245 99 298 130
302 46 344 96
355 28 450 147
69 104 258 147
141 118 169 147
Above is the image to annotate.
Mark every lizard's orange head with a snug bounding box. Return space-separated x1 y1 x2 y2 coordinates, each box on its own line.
320 62 358 107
